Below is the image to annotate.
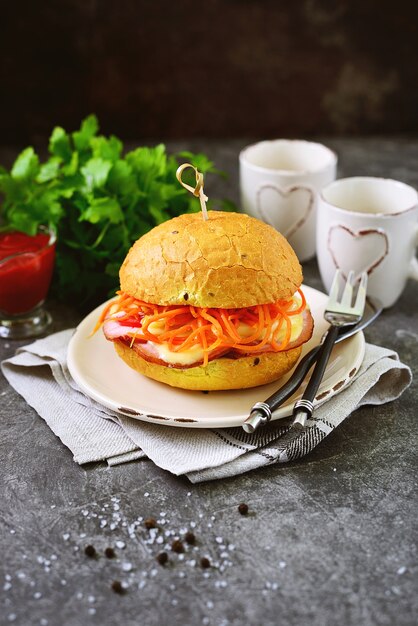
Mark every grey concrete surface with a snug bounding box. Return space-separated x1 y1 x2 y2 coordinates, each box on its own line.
1 139 417 626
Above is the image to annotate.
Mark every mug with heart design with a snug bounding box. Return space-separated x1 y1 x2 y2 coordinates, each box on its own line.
317 177 418 308
239 139 337 261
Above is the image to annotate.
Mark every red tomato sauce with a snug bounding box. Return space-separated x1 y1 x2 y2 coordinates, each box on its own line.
0 231 56 315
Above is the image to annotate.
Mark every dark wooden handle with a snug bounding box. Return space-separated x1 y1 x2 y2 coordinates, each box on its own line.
294 324 340 418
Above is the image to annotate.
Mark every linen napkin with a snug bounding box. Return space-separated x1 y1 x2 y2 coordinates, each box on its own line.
1 329 412 483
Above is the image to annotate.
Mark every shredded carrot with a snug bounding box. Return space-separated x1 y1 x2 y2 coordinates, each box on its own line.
96 289 308 360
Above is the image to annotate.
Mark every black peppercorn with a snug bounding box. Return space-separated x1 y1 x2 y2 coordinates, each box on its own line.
200 557 211 569
111 580 125 594
156 552 168 566
105 547 115 559
144 518 157 529
185 531 196 545
171 539 185 553
238 502 249 515
84 544 96 558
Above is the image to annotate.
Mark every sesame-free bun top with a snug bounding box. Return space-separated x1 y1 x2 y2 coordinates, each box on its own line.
120 211 302 308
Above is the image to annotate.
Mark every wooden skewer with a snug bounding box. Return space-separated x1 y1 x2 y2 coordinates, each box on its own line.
176 163 209 221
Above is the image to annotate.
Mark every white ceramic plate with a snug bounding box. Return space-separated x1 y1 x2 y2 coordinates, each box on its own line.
67 285 365 429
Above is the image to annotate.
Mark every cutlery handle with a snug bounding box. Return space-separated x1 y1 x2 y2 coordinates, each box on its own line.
293 325 340 417
242 345 322 433
265 345 321 408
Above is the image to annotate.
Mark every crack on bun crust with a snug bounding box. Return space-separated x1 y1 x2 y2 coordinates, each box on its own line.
120 211 302 308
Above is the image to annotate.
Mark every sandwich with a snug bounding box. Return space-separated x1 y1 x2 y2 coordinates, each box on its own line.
98 211 314 390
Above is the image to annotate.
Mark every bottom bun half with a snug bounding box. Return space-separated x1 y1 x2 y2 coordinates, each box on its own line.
114 341 302 391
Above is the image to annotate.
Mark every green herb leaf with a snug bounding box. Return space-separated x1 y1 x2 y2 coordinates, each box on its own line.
49 127 72 162
79 197 123 224
81 158 112 190
11 147 40 180
72 114 99 152
36 157 61 183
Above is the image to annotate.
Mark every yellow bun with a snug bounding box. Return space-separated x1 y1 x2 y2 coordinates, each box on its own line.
114 341 302 391
120 211 302 308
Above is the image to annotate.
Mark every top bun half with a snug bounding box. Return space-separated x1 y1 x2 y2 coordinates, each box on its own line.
119 211 302 308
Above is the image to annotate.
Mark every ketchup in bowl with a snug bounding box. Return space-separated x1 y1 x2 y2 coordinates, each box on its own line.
0 228 56 315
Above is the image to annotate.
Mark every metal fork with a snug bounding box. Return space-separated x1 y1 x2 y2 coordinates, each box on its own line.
255 270 367 442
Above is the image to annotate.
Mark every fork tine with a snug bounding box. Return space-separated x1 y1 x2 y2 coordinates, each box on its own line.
328 270 342 303
354 272 368 314
341 270 355 307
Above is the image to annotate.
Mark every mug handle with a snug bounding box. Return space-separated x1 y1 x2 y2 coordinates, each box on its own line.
408 223 418 281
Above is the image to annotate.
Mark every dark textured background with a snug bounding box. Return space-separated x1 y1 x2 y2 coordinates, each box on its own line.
0 0 417 145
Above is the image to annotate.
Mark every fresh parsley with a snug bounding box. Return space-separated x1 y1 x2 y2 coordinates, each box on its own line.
0 115 234 310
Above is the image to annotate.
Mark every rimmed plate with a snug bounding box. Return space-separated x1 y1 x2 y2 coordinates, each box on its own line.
67 285 365 428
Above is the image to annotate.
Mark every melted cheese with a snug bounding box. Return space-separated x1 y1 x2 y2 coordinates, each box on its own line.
148 341 205 365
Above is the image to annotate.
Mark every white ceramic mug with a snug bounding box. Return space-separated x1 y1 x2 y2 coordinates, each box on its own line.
317 177 418 308
239 139 337 261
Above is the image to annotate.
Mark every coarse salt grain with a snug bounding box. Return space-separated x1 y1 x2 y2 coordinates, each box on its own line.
88 595 95 603
279 561 286 569
88 608 96 615
144 492 150 497
9 530 15 535
62 533 70 541
122 562 133 572
7 615 16 622
215 537 223 544
116 541 126 549
3 582 12 591
34 592 42 599
100 520 107 528
397 566 407 575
